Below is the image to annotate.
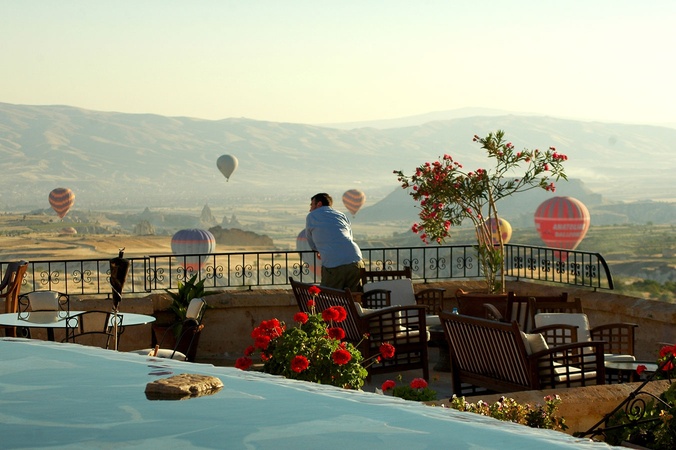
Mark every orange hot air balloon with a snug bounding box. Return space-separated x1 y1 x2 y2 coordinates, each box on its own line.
534 196 590 257
484 218 512 245
49 188 75 219
342 189 366 216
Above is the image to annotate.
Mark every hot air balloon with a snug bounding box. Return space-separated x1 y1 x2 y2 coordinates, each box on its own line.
342 189 366 216
171 229 216 272
49 188 75 219
534 196 590 259
483 217 512 245
296 229 321 276
216 155 238 181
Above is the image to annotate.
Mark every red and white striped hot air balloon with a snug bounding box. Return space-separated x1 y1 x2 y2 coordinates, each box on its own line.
534 196 590 259
342 189 366 216
48 188 75 219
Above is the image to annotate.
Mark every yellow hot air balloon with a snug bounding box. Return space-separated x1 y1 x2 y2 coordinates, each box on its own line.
484 218 512 245
217 155 238 181
342 189 366 216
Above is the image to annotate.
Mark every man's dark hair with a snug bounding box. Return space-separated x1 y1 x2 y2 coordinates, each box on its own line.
311 193 333 207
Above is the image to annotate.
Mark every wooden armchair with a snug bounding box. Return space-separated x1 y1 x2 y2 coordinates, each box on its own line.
290 277 429 380
529 297 638 362
439 311 605 395
359 267 446 316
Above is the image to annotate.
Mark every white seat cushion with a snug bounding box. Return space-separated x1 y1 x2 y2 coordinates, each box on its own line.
604 354 636 362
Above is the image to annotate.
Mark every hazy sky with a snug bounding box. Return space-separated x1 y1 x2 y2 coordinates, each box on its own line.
2 1 675 125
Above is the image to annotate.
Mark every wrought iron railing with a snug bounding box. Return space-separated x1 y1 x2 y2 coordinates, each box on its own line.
0 244 613 298
576 354 674 444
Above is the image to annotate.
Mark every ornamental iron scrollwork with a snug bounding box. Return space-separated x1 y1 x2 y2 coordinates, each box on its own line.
554 259 567 274
569 262 582 277
576 354 674 443
235 264 253 281
403 258 419 272
205 264 224 281
431 256 446 271
40 270 60 287
540 258 552 274
146 267 164 284
264 263 282 279
585 263 598 279
72 268 92 285
526 257 537 272
292 261 310 277
456 255 472 270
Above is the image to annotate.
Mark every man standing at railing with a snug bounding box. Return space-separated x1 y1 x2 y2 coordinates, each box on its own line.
305 193 364 292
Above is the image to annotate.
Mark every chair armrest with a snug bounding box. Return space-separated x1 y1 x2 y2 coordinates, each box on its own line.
359 305 427 343
415 288 446 315
590 322 638 356
484 303 504 322
361 289 392 309
529 340 606 389
531 324 579 348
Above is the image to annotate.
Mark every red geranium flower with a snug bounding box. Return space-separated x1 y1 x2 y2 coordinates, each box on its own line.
308 285 321 296
291 355 310 373
332 348 352 365
307 299 315 308
294 312 309 324
327 327 346 340
254 335 271 350
410 378 428 389
381 380 396 392
379 343 396 359
322 307 340 323
332 306 347 323
235 357 253 370
636 364 647 375
244 345 255 357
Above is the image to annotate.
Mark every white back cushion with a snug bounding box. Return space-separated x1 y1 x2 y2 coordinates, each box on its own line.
28 291 60 311
186 298 206 321
534 313 591 343
363 279 416 306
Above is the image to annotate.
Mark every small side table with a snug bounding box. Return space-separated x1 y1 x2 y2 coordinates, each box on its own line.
605 360 658 383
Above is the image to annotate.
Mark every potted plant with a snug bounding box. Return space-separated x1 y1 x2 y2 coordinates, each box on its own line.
395 130 568 293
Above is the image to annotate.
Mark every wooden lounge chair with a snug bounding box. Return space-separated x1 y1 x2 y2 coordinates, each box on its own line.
290 277 429 380
529 297 638 363
439 311 605 395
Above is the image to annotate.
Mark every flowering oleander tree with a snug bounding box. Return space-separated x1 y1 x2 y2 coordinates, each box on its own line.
394 130 568 293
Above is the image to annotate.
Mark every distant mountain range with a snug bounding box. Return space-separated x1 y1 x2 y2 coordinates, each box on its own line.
1 102 674 218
